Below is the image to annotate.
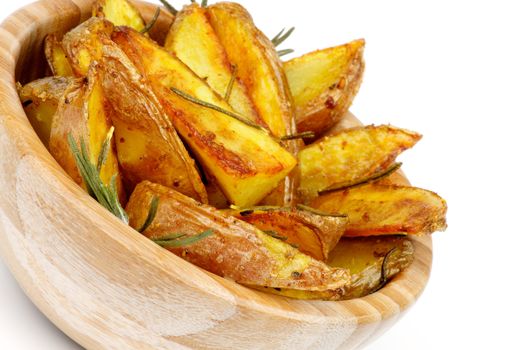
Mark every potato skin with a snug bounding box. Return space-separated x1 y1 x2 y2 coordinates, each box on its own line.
285 40 365 137
48 66 125 202
310 184 448 236
44 35 74 77
165 4 261 124
18 76 73 148
227 208 347 261
111 27 297 207
126 181 351 296
92 0 145 32
99 41 208 202
299 125 422 199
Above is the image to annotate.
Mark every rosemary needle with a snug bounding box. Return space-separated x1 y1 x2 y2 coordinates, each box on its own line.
140 7 161 34
138 196 160 233
153 229 214 248
296 204 347 218
272 27 295 47
224 64 238 101
97 126 114 173
159 0 178 15
277 49 294 57
280 131 315 141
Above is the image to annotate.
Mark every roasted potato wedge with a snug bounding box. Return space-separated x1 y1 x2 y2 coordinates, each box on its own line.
99 41 208 202
327 236 414 298
18 76 73 148
112 27 297 207
126 181 351 298
285 40 365 137
207 2 296 138
44 35 74 77
226 207 347 261
92 0 145 32
165 4 260 123
62 17 114 76
310 184 447 236
299 125 422 199
49 65 125 202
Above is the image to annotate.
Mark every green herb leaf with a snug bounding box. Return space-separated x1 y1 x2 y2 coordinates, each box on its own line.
296 204 347 218
224 64 238 101
68 134 129 224
263 230 288 241
373 247 398 293
153 229 214 248
170 87 268 133
280 131 315 141
159 0 178 15
97 126 114 172
201 0 208 7
138 196 160 233
140 7 161 34
271 27 295 47
277 49 294 57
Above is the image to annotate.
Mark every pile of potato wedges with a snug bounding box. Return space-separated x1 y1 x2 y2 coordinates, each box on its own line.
18 0 447 301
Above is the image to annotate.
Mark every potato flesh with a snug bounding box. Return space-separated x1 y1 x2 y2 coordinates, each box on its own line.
112 27 297 207
299 125 422 198
100 43 208 202
228 208 347 261
165 4 260 123
327 236 414 299
62 17 114 76
18 77 73 148
126 181 351 294
310 184 448 236
48 67 125 202
285 40 365 137
92 0 145 32
44 35 74 77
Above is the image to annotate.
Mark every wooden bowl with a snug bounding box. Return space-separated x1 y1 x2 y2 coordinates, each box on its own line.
0 1 433 349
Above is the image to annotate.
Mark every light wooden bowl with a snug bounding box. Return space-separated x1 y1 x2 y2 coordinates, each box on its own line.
0 1 433 349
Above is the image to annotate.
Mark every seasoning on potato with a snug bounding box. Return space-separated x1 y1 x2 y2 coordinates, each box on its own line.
17 0 447 301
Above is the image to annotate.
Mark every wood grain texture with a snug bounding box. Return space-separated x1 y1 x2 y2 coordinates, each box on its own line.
0 1 433 349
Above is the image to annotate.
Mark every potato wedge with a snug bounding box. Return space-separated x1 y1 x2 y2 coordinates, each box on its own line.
112 27 297 207
126 181 351 298
165 4 261 123
285 40 365 137
44 35 74 77
18 76 73 148
62 17 114 76
99 41 208 202
207 2 295 138
226 207 347 261
327 236 414 298
299 125 422 199
92 0 145 32
310 184 448 236
258 235 414 300
49 65 125 202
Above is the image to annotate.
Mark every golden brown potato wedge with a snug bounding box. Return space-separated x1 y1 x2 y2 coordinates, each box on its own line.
310 184 447 237
44 35 74 77
92 0 146 32
226 207 347 261
62 17 114 76
165 4 261 123
299 125 422 199
49 65 125 202
327 236 414 298
99 41 208 202
258 235 414 300
126 181 351 298
18 76 73 148
207 2 296 138
285 40 365 137
112 27 297 207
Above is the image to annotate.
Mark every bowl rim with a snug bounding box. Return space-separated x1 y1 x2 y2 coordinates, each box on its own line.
0 0 433 348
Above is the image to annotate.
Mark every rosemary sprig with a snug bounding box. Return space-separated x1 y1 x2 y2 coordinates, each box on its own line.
280 131 315 141
263 230 288 241
140 7 161 34
170 87 268 133
296 204 347 218
97 126 114 172
159 0 178 15
277 49 294 57
68 134 129 224
373 247 398 293
271 27 295 47
319 162 403 195
201 0 208 7
138 196 160 233
224 64 238 101
153 229 214 248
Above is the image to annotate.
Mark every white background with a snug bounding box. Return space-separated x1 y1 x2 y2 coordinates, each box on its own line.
1 0 527 349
